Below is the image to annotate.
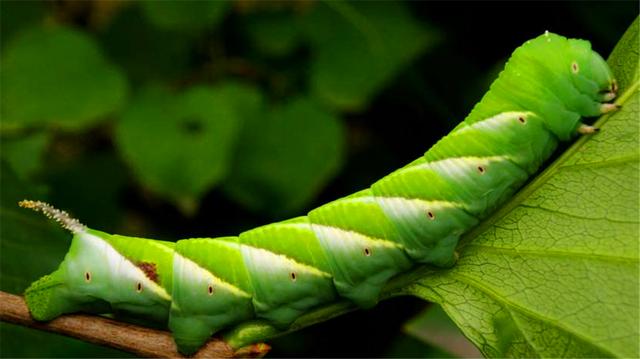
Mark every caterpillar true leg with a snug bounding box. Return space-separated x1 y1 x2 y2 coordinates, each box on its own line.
578 124 601 134
601 103 622 113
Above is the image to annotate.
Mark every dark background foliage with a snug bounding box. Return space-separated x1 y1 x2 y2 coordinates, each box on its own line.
0 1 636 357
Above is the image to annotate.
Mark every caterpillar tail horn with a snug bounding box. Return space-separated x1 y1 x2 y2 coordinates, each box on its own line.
19 200 109 320
18 200 86 234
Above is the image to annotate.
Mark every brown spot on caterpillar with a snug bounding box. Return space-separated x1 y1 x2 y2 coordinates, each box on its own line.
571 62 579 74
427 211 435 220
84 271 91 283
364 247 372 256
290 272 297 281
611 80 618 93
207 284 214 296
517 116 526 124
136 282 143 293
477 165 486 174
137 262 159 283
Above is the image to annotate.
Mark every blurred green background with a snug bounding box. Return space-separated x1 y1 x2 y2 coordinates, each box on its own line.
0 0 636 357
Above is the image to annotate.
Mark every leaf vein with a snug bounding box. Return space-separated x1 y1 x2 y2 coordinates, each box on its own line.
428 273 621 358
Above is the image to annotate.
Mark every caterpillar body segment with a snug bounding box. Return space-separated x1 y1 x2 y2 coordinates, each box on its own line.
169 238 254 354
21 32 617 354
429 112 558 175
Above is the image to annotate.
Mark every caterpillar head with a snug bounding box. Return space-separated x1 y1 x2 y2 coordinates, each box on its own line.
588 51 616 94
566 38 617 100
523 33 617 140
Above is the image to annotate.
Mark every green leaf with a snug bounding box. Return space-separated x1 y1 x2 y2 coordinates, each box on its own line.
224 97 345 216
98 5 195 84
0 132 49 179
399 18 640 358
303 1 438 111
607 17 640 93
0 25 127 130
115 85 243 211
0 0 45 50
140 0 229 32
242 10 302 57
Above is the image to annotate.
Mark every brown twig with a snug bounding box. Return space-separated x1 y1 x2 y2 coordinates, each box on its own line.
0 291 270 358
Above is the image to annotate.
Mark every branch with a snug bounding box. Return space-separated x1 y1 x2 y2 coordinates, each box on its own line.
0 291 270 358
0 262 427 355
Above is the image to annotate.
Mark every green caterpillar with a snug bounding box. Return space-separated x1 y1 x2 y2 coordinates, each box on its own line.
20 32 617 355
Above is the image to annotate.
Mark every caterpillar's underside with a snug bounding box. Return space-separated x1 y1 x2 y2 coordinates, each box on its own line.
21 32 617 354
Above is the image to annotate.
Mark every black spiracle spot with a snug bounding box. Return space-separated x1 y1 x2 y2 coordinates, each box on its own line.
427 211 435 220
